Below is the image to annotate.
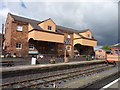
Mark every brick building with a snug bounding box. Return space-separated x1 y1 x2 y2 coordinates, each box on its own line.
107 43 120 62
110 43 120 55
4 13 97 58
95 49 111 59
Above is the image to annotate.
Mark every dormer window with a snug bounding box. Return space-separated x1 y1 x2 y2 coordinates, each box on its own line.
48 26 52 30
17 25 22 31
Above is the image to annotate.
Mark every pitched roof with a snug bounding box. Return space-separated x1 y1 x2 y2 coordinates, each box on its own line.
56 25 80 33
111 43 120 47
38 18 56 25
56 25 89 34
102 49 111 52
10 13 42 30
9 13 89 34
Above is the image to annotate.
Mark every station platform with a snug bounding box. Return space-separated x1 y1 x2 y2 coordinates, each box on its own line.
1 60 105 73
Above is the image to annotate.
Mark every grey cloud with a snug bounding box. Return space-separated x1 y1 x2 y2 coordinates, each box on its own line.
0 1 118 46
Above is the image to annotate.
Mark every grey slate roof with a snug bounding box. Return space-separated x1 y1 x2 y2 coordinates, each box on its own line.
111 43 120 47
10 13 42 30
10 13 88 34
56 25 89 33
103 49 111 52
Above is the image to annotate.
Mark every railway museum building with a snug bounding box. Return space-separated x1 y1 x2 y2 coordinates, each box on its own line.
4 13 97 58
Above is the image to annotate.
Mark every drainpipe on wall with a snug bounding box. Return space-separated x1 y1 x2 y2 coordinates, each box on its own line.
1 24 4 55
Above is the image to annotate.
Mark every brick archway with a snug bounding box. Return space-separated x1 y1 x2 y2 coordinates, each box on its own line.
74 43 95 56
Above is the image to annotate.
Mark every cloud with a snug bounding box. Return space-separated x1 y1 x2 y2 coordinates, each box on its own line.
19 0 27 8
0 8 11 32
0 1 118 46
94 46 103 50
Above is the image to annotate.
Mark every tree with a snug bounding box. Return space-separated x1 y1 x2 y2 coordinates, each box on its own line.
102 45 110 50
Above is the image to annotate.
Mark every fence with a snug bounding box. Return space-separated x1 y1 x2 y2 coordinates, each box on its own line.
1 56 86 67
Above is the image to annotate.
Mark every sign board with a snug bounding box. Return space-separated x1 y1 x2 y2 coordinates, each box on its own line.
64 40 71 44
28 51 39 54
31 57 36 65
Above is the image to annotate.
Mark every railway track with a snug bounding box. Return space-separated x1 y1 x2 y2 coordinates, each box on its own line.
1 64 115 88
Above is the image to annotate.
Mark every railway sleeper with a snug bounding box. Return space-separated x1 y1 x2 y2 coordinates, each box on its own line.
1 64 114 88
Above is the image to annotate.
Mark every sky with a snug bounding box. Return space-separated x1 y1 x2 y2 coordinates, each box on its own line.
0 0 119 49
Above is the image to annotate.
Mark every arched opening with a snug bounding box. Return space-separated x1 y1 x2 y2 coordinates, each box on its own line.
74 43 95 56
28 38 64 57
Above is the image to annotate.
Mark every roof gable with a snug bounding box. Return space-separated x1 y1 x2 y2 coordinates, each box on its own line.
38 18 56 25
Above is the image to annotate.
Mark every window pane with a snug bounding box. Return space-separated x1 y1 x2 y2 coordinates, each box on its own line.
67 47 70 50
16 43 22 49
29 44 34 49
88 34 90 38
114 50 118 54
17 26 22 31
99 53 102 56
99 50 102 52
48 26 52 30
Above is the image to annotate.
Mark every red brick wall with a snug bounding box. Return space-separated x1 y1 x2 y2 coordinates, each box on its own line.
10 22 29 57
5 14 29 57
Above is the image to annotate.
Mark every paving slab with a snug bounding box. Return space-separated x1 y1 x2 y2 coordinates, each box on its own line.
1 60 105 73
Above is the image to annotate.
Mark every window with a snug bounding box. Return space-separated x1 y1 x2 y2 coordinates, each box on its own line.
99 50 102 52
48 26 52 30
29 44 34 50
99 53 102 56
88 34 90 38
17 25 22 31
67 47 71 50
74 48 77 50
16 43 22 49
67 35 71 38
114 50 119 54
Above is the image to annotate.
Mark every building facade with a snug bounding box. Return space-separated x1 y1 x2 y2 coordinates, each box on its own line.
95 49 111 59
107 43 120 62
110 43 120 55
95 43 120 60
4 13 97 58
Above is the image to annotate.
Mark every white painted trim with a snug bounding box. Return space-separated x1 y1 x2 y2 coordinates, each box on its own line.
99 77 120 90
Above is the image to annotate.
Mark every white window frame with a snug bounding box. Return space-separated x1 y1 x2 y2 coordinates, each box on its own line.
67 35 71 38
29 44 34 50
48 26 52 30
17 25 22 31
16 43 22 49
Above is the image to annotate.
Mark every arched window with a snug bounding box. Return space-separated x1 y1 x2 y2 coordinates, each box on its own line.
67 47 71 50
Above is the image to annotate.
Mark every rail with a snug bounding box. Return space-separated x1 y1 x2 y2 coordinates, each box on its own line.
1 64 114 88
